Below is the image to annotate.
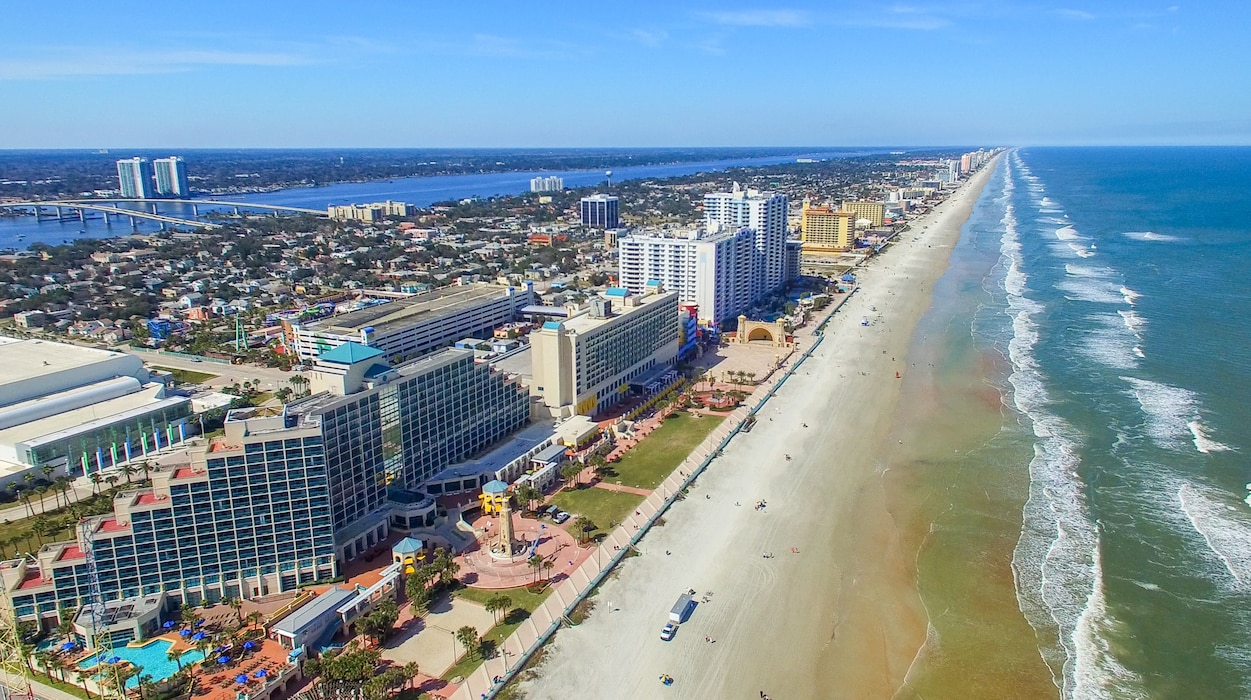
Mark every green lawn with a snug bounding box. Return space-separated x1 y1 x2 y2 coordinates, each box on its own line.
152 366 218 385
549 487 643 539
606 412 725 489
442 585 553 682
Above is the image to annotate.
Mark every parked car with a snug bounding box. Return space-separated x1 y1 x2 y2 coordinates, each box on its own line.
553 511 571 524
544 505 560 519
660 623 677 641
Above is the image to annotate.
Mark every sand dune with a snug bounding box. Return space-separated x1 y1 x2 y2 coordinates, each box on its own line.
518 157 1002 700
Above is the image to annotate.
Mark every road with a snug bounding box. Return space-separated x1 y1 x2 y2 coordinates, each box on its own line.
115 348 306 392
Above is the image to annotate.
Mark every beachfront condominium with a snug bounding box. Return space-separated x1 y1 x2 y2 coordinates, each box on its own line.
289 283 536 363
580 194 619 229
703 185 788 299
617 225 755 326
531 287 680 417
840 200 885 228
116 158 155 199
0 344 532 625
152 157 189 196
530 176 564 193
800 202 856 252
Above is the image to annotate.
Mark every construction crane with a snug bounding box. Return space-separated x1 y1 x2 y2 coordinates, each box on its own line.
0 560 34 700
80 519 115 697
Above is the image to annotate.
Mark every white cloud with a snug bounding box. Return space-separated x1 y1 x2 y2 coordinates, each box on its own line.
697 9 811 27
0 47 311 80
630 29 669 48
1055 8 1096 20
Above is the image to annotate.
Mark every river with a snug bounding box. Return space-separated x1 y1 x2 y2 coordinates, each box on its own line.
0 149 881 250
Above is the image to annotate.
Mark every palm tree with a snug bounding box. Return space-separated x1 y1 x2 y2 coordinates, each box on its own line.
40 465 55 484
244 610 262 629
166 647 184 673
484 596 502 624
454 626 479 661
401 662 420 690
54 476 72 508
75 670 94 698
495 595 512 623
137 673 154 700
120 463 137 485
140 461 153 482
34 650 54 680
572 516 596 545
226 596 244 626
527 555 543 583
88 472 102 495
104 475 119 492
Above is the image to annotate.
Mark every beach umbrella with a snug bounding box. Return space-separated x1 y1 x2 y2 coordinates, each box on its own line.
179 629 190 637
192 632 206 641
254 670 267 679
162 621 176 629
218 656 230 664
235 675 248 684
108 657 121 665
60 642 76 651
242 641 254 651
195 619 205 626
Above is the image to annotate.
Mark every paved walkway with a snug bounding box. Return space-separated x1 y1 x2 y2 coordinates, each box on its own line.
591 481 650 497
455 514 586 590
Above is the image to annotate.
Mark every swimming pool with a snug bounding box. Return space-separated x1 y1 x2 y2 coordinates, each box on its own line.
78 639 204 687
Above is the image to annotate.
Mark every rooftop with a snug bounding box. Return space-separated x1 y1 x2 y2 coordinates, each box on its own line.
270 586 357 637
302 284 519 336
560 290 678 335
317 341 383 365
0 339 139 391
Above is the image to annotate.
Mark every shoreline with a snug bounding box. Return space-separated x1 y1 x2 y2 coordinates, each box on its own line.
515 157 1003 700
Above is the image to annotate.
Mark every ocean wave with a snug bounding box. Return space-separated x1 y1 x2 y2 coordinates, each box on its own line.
1119 286 1141 306
1001 156 1132 697
1122 231 1182 243
1118 309 1146 336
1056 227 1081 241
1064 263 1114 278
1077 320 1140 370
1068 243 1097 258
1072 544 1146 699
1132 346 1146 359
1120 377 1225 455
1057 280 1127 305
1188 420 1233 454
1178 483 1251 591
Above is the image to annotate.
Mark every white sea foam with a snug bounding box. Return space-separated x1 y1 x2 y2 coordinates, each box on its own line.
1188 420 1233 454
1056 227 1081 241
1064 263 1114 278
1118 309 1146 336
1119 286 1141 306
1068 243 1097 258
1179 483 1251 591
1071 544 1145 699
1078 317 1140 370
1057 280 1126 305
1120 377 1223 456
1000 157 1133 697
1132 346 1146 359
1122 230 1182 243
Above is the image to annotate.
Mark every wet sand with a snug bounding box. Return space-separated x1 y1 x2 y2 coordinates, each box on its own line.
517 159 1002 700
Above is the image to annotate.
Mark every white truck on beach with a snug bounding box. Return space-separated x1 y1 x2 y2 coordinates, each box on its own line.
669 592 695 623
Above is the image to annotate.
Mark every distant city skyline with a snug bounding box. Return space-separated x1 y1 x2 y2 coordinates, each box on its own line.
1 2 1247 148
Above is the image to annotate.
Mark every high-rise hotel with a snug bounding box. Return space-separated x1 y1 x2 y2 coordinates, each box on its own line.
1 345 531 623
153 157 189 197
115 158 155 199
703 185 788 299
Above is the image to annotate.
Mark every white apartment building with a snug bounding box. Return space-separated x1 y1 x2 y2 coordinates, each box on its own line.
530 288 679 417
703 184 788 299
617 226 754 326
529 176 564 192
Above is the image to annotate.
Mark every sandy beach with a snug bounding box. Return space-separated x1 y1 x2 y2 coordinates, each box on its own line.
516 158 1002 700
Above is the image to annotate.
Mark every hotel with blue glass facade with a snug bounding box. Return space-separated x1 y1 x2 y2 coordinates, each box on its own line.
1 345 531 626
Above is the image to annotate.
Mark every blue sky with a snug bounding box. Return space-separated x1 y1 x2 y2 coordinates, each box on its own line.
1 1 1247 148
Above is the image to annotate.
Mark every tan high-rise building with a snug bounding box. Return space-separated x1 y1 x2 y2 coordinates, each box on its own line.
840 200 885 228
800 201 855 252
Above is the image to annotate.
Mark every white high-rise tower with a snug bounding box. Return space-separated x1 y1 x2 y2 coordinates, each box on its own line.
703 184 789 299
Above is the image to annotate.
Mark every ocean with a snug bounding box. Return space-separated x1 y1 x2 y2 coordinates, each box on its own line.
914 148 1251 699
